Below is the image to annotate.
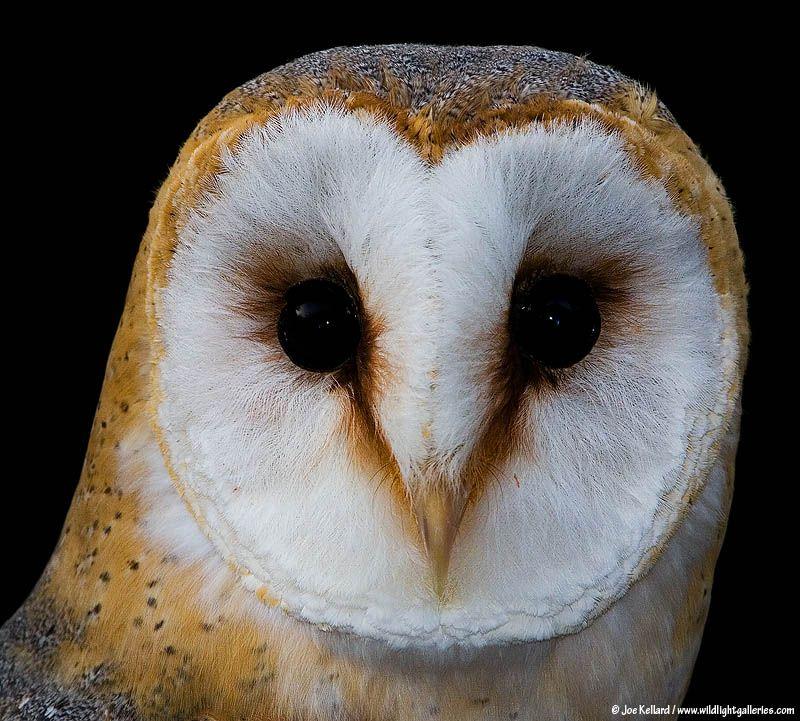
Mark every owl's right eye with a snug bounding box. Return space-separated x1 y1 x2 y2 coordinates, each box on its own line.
277 278 362 373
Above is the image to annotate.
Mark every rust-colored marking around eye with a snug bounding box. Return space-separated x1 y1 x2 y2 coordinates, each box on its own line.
459 314 533 509
331 280 411 517
461 252 647 507
230 244 409 517
516 253 645 349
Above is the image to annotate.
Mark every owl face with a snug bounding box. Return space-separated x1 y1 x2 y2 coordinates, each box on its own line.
152 102 740 648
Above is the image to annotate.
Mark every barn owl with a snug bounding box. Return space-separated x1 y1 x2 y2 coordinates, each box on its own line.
0 45 747 721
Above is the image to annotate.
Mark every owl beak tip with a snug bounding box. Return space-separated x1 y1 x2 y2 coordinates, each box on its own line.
414 487 466 600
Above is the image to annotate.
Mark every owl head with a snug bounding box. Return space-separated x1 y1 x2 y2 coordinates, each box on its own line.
143 45 746 649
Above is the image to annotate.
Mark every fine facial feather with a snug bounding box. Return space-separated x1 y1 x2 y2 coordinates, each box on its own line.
153 105 737 646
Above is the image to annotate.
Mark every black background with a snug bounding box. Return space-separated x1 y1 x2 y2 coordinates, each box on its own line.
5 21 791 706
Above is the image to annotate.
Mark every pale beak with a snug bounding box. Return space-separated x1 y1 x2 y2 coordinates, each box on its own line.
413 487 467 598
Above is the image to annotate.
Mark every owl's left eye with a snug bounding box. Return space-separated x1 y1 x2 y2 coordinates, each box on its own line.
510 273 601 369
278 278 362 372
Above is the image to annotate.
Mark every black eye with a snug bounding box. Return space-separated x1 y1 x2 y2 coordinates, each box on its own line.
278 278 362 372
510 274 601 369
